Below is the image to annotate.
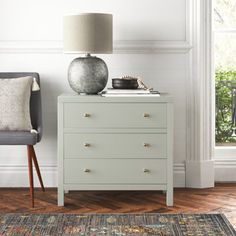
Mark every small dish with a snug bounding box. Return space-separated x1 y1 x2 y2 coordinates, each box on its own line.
112 78 139 89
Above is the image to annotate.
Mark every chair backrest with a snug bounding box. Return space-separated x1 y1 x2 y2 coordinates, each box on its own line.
0 72 42 142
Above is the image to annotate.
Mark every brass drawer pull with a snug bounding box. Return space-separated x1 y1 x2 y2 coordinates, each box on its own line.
143 168 150 173
143 143 150 147
143 113 150 118
83 113 91 117
83 168 90 173
84 143 91 147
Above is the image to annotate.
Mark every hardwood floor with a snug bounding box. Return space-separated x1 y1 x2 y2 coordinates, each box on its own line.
0 183 235 228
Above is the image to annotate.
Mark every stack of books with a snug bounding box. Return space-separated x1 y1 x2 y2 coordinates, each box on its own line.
101 88 160 97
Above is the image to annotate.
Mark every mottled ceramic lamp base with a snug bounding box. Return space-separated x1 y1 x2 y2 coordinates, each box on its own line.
68 54 108 94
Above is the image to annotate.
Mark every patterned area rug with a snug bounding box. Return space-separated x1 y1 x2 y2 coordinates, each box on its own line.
0 213 235 235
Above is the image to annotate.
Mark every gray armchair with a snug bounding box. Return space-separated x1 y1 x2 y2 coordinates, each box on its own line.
0 72 45 207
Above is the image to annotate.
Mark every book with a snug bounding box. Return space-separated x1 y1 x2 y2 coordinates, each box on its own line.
101 93 160 97
102 88 160 96
106 88 151 94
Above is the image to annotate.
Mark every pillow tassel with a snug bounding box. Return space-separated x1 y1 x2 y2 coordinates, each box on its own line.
32 78 40 91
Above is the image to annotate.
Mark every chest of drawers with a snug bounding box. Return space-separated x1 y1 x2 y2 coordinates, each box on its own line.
57 94 173 206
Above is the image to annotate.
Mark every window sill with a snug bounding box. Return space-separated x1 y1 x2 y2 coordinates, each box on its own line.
215 146 236 159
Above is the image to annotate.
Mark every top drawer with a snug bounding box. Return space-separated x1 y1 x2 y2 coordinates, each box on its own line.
63 103 167 128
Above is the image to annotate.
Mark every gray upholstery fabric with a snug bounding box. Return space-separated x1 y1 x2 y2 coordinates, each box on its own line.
0 131 37 145
0 73 42 145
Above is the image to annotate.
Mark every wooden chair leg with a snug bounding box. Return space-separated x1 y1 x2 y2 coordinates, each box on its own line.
29 145 45 192
27 146 34 208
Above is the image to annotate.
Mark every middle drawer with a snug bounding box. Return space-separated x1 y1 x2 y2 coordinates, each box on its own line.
64 133 167 159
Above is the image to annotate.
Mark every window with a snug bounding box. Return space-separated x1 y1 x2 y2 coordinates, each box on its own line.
214 0 236 146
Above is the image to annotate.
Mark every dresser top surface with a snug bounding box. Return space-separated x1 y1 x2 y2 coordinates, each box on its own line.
58 93 173 103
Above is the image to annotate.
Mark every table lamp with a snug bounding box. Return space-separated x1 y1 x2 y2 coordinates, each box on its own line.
63 13 113 94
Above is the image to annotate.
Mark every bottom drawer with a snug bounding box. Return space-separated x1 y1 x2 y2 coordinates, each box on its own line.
64 159 167 184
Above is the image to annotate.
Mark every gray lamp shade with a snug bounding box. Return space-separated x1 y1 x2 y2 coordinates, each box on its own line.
64 13 113 54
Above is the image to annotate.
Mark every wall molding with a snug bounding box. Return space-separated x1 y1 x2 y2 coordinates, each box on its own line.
2 161 235 187
185 0 214 188
0 40 62 54
114 40 192 54
0 40 192 54
0 163 186 188
0 165 57 188
214 159 236 167
173 163 186 187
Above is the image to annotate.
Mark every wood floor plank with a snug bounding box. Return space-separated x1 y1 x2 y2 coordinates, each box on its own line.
0 183 235 228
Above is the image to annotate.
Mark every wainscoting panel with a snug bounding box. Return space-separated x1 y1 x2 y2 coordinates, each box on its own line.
0 0 190 187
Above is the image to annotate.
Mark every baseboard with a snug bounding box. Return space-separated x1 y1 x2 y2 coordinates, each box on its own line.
0 163 186 188
214 159 236 182
0 165 57 188
3 161 234 188
173 164 186 187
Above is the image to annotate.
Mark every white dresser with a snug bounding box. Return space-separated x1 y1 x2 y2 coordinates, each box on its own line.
58 94 173 206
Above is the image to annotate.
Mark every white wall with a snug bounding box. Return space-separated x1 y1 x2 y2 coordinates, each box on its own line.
0 0 188 187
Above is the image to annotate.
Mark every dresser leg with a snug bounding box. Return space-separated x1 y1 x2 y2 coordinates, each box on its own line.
166 189 173 206
58 187 64 206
